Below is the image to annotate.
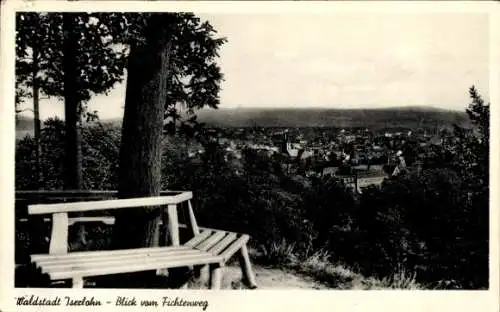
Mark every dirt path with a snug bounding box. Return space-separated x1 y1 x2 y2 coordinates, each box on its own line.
221 265 330 290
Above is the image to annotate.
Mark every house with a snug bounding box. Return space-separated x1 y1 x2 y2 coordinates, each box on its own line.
299 149 314 160
280 132 300 157
428 135 443 146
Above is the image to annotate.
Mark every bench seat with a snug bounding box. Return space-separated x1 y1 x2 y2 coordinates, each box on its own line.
31 246 222 282
185 229 248 259
29 229 256 289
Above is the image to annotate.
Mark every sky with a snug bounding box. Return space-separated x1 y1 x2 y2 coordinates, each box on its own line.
20 12 490 120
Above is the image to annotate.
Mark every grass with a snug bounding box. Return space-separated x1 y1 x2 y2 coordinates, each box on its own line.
253 240 426 290
257 238 298 265
295 251 424 290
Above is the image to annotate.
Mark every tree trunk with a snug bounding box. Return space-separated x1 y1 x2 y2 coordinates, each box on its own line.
102 17 173 288
31 33 43 189
112 22 172 251
63 13 86 246
62 13 83 189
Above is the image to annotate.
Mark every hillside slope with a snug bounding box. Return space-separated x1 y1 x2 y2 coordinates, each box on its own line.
196 107 469 129
16 107 469 139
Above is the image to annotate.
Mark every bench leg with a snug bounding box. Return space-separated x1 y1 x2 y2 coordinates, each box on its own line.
239 244 257 289
156 268 170 277
201 265 210 284
193 264 210 287
72 277 84 288
209 264 222 290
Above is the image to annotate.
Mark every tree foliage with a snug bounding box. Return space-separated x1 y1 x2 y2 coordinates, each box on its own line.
342 87 490 288
81 13 227 134
16 12 226 150
16 12 129 196
15 120 121 191
16 12 128 113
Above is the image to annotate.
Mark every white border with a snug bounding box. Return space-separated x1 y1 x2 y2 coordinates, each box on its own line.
1 1 499 312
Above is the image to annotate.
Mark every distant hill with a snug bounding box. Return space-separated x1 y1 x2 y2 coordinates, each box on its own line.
195 106 470 130
15 116 35 140
15 106 470 140
16 116 34 130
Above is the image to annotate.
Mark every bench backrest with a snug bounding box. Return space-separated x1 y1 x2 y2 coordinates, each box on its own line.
26 191 199 255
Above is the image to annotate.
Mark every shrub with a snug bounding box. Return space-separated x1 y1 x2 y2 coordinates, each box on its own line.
15 119 120 190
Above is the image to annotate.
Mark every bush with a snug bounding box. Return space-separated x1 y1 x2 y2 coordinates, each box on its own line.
16 119 120 190
339 167 488 288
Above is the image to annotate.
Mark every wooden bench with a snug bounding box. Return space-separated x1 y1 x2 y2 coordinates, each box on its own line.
26 191 257 289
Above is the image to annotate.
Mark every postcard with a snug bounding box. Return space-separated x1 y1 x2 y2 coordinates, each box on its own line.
1 1 498 312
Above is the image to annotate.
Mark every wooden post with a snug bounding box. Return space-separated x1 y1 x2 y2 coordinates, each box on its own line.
209 264 222 290
238 244 257 289
49 212 69 254
155 211 169 277
72 277 84 288
187 200 200 236
200 265 210 285
183 200 199 274
167 204 180 246
159 208 167 246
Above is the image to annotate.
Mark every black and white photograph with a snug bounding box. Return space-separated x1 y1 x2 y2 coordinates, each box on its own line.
1 0 499 309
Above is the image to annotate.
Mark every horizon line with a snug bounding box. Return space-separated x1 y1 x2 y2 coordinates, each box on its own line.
15 104 467 122
202 104 466 112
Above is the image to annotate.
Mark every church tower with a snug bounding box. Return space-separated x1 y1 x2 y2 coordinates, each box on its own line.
281 132 291 154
